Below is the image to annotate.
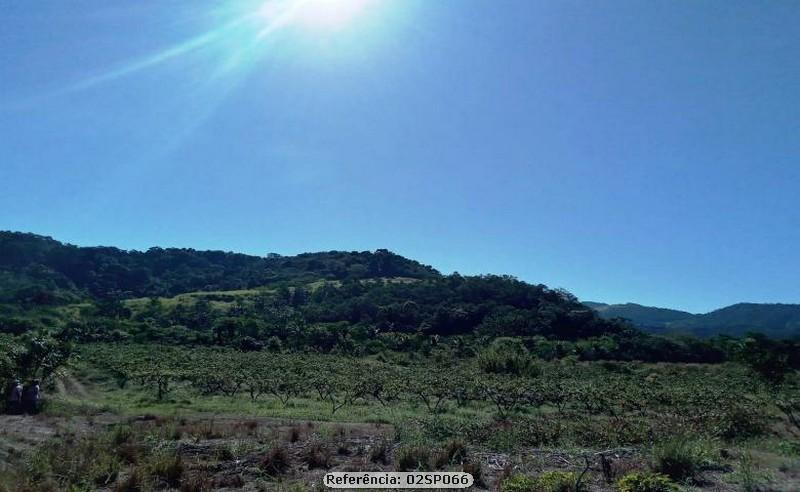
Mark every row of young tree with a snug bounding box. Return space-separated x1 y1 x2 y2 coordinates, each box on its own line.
82 343 799 443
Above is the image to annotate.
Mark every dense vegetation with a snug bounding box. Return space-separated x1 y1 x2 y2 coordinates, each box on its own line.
3 231 800 371
0 231 438 301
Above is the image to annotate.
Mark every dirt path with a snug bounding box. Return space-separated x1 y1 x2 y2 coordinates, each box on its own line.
54 377 67 397
54 371 90 399
65 373 90 399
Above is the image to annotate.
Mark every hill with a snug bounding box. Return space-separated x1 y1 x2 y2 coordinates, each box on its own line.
586 301 800 339
669 303 800 338
583 302 695 330
0 231 631 347
0 231 439 301
2 231 795 362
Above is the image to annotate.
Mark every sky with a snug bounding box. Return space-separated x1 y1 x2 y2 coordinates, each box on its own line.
1 0 799 313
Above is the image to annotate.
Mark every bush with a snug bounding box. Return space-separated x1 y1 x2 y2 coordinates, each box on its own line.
616 472 680 492
431 439 467 468
260 445 292 476
534 471 580 492
146 454 184 488
501 472 580 492
711 403 768 440
110 425 134 446
287 426 303 443
304 441 331 469
113 468 144 492
651 438 710 481
397 446 431 471
89 453 122 486
501 474 536 492
478 338 540 377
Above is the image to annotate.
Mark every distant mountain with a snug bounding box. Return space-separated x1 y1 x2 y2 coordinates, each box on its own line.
585 301 800 339
670 303 800 339
584 302 695 330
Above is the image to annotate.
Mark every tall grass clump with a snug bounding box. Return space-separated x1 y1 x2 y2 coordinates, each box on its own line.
651 437 711 481
397 446 431 471
733 451 771 492
260 445 292 476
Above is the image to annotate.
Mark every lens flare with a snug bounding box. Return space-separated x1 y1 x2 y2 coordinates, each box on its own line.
258 0 374 33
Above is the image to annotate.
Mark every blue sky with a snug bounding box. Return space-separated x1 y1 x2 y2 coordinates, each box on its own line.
1 0 798 313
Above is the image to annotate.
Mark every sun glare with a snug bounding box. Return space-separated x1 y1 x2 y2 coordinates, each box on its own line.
258 0 374 33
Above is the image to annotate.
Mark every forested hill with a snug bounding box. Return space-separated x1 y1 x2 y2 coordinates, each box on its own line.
0 231 439 300
584 302 695 330
1 231 632 349
586 301 800 339
668 303 800 339
4 231 799 363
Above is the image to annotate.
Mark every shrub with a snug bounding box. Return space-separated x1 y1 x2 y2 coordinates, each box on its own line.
116 443 142 464
113 468 144 492
534 471 580 492
89 453 122 486
616 472 680 492
260 445 291 476
110 425 134 446
304 441 331 469
147 454 184 488
651 438 710 481
431 439 467 468
501 474 536 492
397 446 430 471
287 426 303 443
478 338 540 377
712 403 768 440
502 471 582 492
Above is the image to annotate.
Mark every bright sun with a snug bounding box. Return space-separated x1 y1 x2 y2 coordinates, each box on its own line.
258 0 373 33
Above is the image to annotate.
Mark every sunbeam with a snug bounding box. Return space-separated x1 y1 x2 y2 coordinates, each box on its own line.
68 16 253 92
66 0 379 93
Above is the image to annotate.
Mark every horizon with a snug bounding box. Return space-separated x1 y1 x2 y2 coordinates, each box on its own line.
2 1 799 313
5 227 794 315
